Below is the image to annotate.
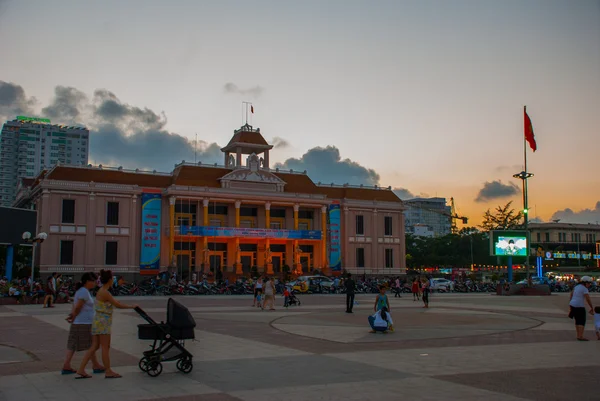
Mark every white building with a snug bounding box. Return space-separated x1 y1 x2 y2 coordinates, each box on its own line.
404 197 452 237
0 116 89 206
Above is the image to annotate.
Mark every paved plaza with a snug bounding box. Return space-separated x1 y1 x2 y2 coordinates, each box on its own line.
0 292 598 401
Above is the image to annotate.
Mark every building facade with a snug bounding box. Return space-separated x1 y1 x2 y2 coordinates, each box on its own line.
529 222 600 256
404 197 452 237
0 116 89 206
14 124 406 278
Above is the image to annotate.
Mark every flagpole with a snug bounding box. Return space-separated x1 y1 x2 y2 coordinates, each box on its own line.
514 105 534 283
523 106 530 281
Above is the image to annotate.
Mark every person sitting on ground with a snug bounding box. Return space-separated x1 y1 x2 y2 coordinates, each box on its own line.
368 306 394 333
8 284 23 303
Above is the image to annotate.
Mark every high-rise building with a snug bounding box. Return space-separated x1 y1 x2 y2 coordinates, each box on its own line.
404 197 452 237
0 116 89 206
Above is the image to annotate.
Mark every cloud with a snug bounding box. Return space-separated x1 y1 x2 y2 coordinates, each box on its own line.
41 86 88 124
393 188 414 200
551 202 600 224
275 146 380 186
475 180 520 203
89 90 221 170
271 136 290 149
528 217 544 223
223 82 264 97
0 81 223 171
0 81 37 121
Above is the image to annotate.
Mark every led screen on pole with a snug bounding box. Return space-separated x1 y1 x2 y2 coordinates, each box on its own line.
489 230 529 256
0 207 37 245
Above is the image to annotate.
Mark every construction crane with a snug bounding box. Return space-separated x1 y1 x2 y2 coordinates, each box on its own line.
404 197 468 235
450 197 468 234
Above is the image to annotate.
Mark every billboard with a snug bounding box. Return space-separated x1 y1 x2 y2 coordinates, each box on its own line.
327 204 342 271
140 193 162 274
180 226 321 240
0 207 37 245
490 230 529 256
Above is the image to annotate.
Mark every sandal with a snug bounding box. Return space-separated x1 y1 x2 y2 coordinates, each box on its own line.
61 369 76 375
75 373 92 379
105 374 122 379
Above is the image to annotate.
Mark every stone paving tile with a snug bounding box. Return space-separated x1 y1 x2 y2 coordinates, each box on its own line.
435 365 600 401
140 394 245 401
189 355 410 392
230 377 531 401
0 315 138 376
328 341 596 376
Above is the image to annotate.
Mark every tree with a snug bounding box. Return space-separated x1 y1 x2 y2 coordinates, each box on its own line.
480 201 523 232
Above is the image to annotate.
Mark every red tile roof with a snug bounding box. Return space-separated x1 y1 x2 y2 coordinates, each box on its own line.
46 167 172 188
226 130 270 147
27 165 402 204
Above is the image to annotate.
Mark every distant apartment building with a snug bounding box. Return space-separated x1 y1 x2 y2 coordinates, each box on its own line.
0 116 89 206
404 197 452 237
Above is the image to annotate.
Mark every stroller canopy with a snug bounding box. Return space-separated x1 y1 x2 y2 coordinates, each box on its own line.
167 298 197 329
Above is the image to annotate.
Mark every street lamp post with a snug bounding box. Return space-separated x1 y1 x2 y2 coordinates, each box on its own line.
22 231 48 292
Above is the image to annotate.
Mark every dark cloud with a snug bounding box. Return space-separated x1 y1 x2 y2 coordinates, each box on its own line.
223 82 264 97
0 81 36 121
93 89 166 132
41 86 88 124
393 188 414 200
0 82 223 171
275 146 380 186
475 180 520 203
88 90 220 170
528 217 544 223
551 202 600 224
271 136 290 149
90 124 222 171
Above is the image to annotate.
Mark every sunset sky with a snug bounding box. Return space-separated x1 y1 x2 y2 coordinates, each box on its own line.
1 0 599 225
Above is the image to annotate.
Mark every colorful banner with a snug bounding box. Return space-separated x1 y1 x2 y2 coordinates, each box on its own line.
179 226 321 240
328 204 341 271
140 193 162 273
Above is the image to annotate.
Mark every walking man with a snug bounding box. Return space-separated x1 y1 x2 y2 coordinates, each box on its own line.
394 276 402 298
345 273 356 313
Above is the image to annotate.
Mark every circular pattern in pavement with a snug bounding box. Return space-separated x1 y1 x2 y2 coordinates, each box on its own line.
271 307 541 343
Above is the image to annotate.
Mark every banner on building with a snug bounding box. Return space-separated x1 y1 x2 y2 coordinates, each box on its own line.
140 192 162 274
179 226 321 240
328 203 341 271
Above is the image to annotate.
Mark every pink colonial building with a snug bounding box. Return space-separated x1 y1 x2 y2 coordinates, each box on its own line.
13 124 406 279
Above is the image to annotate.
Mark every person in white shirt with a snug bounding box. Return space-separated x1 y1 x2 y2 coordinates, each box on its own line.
568 276 594 341
253 277 263 307
62 272 104 375
368 307 394 333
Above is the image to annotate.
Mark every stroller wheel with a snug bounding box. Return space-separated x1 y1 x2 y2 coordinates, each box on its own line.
138 357 151 372
146 361 163 377
176 358 193 374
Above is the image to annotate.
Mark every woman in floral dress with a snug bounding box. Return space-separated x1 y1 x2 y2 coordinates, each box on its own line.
76 270 136 379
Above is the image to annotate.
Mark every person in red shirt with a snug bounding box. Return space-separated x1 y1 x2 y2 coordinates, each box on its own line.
283 287 290 308
411 278 420 302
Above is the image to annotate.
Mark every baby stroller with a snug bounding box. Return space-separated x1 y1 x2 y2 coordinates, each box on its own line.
285 286 301 307
136 298 196 377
